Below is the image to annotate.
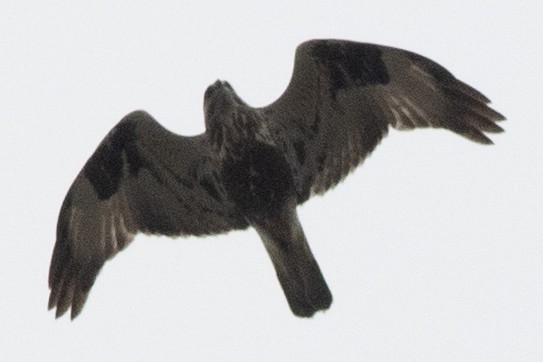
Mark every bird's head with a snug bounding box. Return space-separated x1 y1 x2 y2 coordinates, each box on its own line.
203 80 245 128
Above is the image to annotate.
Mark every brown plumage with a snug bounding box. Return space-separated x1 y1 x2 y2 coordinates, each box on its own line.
49 39 505 319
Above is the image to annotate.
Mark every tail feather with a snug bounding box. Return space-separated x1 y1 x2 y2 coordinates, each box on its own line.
253 207 332 317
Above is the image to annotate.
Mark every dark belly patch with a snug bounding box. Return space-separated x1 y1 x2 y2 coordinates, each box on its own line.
221 143 295 216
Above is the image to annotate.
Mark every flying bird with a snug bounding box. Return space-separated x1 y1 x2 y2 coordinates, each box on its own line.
48 39 505 319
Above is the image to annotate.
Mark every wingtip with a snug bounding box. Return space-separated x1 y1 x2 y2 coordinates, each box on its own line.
48 289 87 320
48 282 73 319
49 301 75 320
48 288 58 311
70 309 81 321
494 110 507 122
48 302 78 320
472 132 494 145
55 303 69 319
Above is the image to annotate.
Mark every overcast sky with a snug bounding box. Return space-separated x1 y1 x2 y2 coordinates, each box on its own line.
2 1 542 361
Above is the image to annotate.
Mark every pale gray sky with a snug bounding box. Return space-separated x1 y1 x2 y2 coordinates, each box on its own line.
2 1 542 361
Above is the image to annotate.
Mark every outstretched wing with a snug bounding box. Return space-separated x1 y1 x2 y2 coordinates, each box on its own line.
262 39 505 202
49 110 248 319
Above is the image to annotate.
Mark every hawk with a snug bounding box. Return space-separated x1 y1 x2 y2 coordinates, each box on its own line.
48 39 505 319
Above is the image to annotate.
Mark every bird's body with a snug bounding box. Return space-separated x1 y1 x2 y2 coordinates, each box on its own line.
48 39 505 319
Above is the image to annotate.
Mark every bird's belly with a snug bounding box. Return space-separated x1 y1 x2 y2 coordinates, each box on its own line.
220 142 295 217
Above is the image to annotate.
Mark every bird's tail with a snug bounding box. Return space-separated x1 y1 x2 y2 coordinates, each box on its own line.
253 207 332 317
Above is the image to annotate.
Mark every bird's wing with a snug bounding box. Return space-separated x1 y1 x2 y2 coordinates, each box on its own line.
49 110 248 319
261 39 505 202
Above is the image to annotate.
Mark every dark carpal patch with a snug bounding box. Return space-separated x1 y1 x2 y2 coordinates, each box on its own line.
84 120 143 200
311 41 390 98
